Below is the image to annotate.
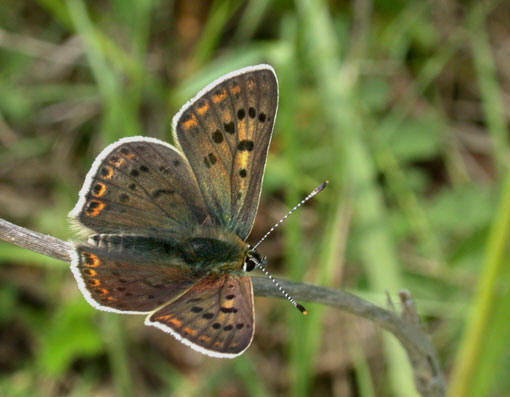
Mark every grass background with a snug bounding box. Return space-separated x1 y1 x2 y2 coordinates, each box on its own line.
0 0 509 396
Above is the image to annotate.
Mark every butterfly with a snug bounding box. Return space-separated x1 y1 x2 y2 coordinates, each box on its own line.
69 65 278 358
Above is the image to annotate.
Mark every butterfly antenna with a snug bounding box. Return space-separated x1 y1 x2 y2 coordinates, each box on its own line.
251 180 329 315
252 180 329 250
256 256 308 315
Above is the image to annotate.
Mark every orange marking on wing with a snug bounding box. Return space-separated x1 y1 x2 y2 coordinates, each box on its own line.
156 314 173 321
83 252 101 267
199 335 211 342
196 101 210 115
124 152 135 159
214 341 222 348
85 269 97 277
182 114 198 130
109 157 124 167
88 279 101 287
107 296 116 301
222 299 234 309
97 288 108 295
230 85 241 95
183 327 197 336
170 318 182 327
102 166 114 179
86 200 106 217
212 89 227 103
237 152 249 169
237 122 247 140
92 182 107 197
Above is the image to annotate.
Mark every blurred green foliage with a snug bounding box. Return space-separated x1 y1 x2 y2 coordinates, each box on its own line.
0 0 509 396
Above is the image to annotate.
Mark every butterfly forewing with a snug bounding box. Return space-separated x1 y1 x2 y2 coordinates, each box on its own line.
230 69 278 239
146 274 254 358
70 137 209 235
72 243 198 313
174 65 278 239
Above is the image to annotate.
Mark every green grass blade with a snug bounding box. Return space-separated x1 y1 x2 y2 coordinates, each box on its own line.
447 141 510 397
233 0 272 42
468 2 509 174
192 0 243 68
66 0 139 140
277 16 311 397
294 0 418 395
100 315 135 397
352 344 376 397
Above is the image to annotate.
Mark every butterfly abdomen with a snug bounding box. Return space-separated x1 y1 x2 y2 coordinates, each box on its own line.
89 233 174 252
88 233 247 273
88 234 181 262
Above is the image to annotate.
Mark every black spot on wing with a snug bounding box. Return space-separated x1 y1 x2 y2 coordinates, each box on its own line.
237 140 254 151
224 122 235 134
212 130 223 143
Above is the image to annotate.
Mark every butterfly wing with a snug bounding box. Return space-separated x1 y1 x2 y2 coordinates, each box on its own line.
145 274 254 358
173 65 278 240
69 137 209 235
71 243 198 314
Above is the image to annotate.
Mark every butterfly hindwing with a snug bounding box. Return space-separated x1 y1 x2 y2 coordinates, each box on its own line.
69 137 209 235
145 274 254 358
173 65 278 239
71 242 198 314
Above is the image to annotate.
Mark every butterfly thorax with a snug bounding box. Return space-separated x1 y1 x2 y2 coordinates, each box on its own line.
89 228 249 276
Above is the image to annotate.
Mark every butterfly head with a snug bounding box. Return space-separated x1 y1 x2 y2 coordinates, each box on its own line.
243 248 262 272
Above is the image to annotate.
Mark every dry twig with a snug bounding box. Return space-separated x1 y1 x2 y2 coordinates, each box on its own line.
0 217 445 397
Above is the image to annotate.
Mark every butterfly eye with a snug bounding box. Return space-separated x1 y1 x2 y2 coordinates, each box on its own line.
244 250 261 272
244 258 256 272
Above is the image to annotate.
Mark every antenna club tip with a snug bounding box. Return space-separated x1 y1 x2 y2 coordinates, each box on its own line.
313 180 329 194
297 304 308 315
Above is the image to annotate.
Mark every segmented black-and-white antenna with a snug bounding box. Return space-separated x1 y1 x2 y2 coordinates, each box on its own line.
256 256 308 314
252 180 329 315
252 180 329 250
